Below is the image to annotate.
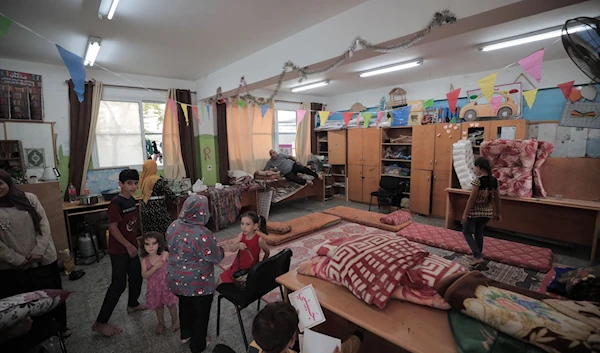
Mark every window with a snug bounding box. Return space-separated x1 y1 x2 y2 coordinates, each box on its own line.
276 110 297 156
94 100 165 169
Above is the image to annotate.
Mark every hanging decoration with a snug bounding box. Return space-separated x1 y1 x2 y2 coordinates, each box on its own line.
477 73 497 102
0 14 11 38
180 103 190 126
558 81 575 100
362 112 373 128
518 48 545 83
192 105 200 124
523 89 538 109
423 99 434 108
56 45 86 102
207 10 456 105
446 88 461 112
296 109 307 125
376 111 385 126
260 105 269 118
319 111 331 126
342 112 354 127
581 85 598 101
236 99 246 108
569 87 583 102
490 96 502 113
167 99 178 120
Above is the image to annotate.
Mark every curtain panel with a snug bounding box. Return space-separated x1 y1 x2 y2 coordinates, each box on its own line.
175 89 198 182
216 102 229 185
163 89 186 180
295 102 312 165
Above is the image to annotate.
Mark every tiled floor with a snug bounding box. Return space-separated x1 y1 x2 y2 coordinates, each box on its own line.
60 199 592 353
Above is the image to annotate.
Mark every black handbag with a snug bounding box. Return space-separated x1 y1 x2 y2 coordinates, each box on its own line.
232 249 254 290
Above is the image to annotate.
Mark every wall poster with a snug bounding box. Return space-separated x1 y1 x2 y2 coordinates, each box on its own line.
0 70 44 120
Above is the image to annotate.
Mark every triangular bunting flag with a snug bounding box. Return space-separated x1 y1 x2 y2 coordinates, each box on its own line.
319 111 330 126
446 88 461 112
206 104 211 119
523 89 538 109
342 112 353 127
518 49 545 83
478 73 497 102
167 99 178 120
490 96 502 113
56 45 86 102
237 99 246 108
569 88 582 102
191 105 200 124
261 105 269 118
180 103 190 126
362 112 373 128
376 111 385 126
423 99 434 108
0 14 12 38
296 110 307 125
558 81 574 100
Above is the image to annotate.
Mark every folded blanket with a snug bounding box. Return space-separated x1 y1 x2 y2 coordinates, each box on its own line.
436 271 599 353
267 222 292 235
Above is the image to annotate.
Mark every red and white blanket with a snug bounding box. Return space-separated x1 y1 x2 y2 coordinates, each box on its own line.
324 234 428 309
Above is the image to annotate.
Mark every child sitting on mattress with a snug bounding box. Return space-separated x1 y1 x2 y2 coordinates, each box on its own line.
218 211 270 286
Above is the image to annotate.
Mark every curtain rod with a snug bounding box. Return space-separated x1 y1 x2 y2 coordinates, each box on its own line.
275 99 302 104
63 80 197 94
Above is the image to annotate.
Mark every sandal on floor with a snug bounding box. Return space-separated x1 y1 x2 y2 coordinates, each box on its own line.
60 328 72 338
69 270 85 281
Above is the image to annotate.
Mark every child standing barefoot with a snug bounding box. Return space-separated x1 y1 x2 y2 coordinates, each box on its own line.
461 157 501 267
141 232 179 334
218 211 270 286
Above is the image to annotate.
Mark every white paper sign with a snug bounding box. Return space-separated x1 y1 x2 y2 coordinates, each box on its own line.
302 329 341 353
288 285 326 331
537 124 557 143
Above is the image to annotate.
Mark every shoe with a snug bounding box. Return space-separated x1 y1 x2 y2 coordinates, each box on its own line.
353 330 364 342
69 270 85 281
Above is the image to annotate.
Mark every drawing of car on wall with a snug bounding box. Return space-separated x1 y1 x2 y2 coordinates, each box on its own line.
460 92 519 121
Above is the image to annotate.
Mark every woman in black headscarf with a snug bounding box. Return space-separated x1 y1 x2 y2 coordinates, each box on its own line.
0 169 70 337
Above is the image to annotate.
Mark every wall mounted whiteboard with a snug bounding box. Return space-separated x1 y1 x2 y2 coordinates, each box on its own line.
1 121 56 177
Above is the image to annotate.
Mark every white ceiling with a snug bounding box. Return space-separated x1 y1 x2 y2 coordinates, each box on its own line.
0 0 368 80
265 1 600 97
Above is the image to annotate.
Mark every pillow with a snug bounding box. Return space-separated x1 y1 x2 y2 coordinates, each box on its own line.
228 170 253 179
380 210 412 226
266 222 292 235
313 237 351 257
0 289 72 330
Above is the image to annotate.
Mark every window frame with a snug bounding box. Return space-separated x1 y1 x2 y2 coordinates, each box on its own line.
274 102 300 157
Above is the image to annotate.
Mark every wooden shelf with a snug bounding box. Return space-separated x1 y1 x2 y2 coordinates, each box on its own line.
382 143 412 146
402 192 410 195
381 174 411 179
318 139 328 142
381 159 411 163
332 174 346 177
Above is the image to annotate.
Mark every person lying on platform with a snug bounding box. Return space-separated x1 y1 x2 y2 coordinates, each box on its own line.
264 149 322 186
248 301 362 353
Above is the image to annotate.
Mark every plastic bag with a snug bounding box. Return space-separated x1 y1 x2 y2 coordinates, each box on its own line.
192 178 208 193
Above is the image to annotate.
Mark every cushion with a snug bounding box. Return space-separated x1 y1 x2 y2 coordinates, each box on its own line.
557 265 600 301
0 289 72 330
322 206 412 232
480 139 538 169
260 213 341 246
266 222 292 235
313 237 350 257
380 210 412 225
533 141 554 197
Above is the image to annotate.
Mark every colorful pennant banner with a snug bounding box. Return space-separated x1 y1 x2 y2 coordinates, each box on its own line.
237 99 246 108
558 81 574 100
423 99 434 108
192 105 200 124
56 45 86 102
376 111 385 126
523 89 538 109
296 109 307 125
362 112 373 128
518 48 545 83
342 112 353 127
446 88 461 112
180 103 190 126
261 105 269 118
569 88 582 102
0 14 12 39
478 73 497 102
319 111 330 126
207 104 211 119
167 98 177 120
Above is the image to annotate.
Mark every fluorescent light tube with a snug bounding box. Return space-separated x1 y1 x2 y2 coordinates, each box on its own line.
107 0 120 20
479 25 586 52
291 80 330 93
359 59 423 78
85 37 102 66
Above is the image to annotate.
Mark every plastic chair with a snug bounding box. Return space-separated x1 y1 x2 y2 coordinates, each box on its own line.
369 176 406 213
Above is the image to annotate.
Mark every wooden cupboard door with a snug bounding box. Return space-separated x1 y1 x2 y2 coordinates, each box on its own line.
347 129 363 165
362 165 380 203
410 169 432 216
347 164 363 202
412 125 436 171
362 128 381 166
434 123 460 171
328 130 346 165
431 170 451 218
489 119 527 140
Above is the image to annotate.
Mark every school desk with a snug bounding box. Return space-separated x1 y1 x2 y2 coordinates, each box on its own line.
276 271 457 353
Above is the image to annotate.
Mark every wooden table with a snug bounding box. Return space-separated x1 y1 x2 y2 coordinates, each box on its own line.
276 271 457 353
446 188 600 264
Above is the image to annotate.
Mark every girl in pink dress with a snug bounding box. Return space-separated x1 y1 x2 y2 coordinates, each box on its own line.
141 231 179 334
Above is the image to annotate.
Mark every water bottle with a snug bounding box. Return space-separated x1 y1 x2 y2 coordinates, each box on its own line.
82 181 90 195
68 183 77 203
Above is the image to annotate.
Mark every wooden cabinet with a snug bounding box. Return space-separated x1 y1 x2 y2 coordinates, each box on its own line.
432 170 452 218
434 124 460 171
328 130 346 165
461 121 492 146
412 125 435 170
347 128 380 203
410 169 432 216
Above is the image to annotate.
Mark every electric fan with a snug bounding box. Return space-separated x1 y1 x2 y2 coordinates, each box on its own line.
562 17 600 84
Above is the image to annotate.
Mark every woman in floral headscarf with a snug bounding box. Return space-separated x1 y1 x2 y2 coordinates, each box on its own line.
140 160 178 237
166 195 224 353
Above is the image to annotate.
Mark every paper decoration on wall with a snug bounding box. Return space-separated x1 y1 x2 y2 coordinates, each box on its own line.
446 88 461 112
376 111 385 126
25 148 45 168
558 81 575 100
490 95 502 113
236 99 246 108
569 88 583 102
180 103 190 126
362 112 373 127
56 45 86 102
261 105 269 118
391 106 410 126
191 106 200 124
523 89 539 109
296 109 307 125
342 112 353 127
319 111 330 126
518 48 545 83
0 14 12 38
477 73 497 102
581 85 598 101
423 99 434 108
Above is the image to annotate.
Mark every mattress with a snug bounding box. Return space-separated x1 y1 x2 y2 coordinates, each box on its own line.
260 212 341 246
322 206 412 232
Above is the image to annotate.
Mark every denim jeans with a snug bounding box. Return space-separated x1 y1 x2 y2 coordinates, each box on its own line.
462 217 490 259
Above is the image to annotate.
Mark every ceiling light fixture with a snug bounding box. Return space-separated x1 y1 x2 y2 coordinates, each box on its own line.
98 0 120 20
479 24 586 52
291 80 330 93
84 37 102 66
359 59 423 78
